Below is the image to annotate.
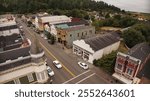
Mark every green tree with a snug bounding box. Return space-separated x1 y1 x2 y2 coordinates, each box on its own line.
123 28 146 48
105 13 110 18
0 0 121 14
93 51 117 74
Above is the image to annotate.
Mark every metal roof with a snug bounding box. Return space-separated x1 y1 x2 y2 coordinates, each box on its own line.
128 43 150 63
84 33 120 51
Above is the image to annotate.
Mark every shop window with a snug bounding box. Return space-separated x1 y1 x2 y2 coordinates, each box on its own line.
126 68 133 75
117 64 122 70
14 79 20 84
27 73 34 82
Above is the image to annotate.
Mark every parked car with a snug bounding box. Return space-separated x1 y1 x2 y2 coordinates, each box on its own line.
53 60 62 69
44 36 48 40
78 62 88 70
41 34 44 38
46 65 54 76
34 29 40 34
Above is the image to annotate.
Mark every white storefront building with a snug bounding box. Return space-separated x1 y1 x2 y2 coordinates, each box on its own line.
73 33 120 64
35 15 71 31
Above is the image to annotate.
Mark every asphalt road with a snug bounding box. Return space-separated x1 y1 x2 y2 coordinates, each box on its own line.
17 18 116 84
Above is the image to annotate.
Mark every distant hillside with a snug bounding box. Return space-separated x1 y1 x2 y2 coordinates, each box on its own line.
0 0 121 14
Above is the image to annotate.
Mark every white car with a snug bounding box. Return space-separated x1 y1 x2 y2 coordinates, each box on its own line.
78 62 88 70
46 66 54 76
53 60 62 69
41 34 44 38
44 36 48 40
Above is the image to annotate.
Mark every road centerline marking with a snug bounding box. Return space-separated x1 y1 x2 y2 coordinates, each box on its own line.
40 42 76 77
23 24 76 77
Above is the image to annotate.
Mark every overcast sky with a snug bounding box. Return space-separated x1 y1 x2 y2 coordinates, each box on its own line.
95 0 150 13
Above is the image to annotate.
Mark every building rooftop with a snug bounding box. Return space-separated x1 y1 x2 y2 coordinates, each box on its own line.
64 26 94 32
84 33 120 51
0 34 22 49
55 19 89 29
137 59 150 79
0 38 30 63
40 15 71 23
127 43 150 63
0 19 19 36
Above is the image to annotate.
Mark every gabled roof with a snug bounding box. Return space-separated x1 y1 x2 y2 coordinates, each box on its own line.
126 43 150 80
84 33 120 51
137 59 150 79
127 43 150 63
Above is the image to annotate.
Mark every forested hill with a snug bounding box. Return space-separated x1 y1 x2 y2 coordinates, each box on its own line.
0 0 121 13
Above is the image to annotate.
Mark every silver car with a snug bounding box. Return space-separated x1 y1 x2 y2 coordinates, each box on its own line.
78 62 88 70
46 65 54 76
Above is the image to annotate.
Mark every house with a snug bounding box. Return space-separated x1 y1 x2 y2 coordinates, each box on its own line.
35 15 71 31
73 33 120 63
113 43 150 84
0 17 49 84
57 25 95 48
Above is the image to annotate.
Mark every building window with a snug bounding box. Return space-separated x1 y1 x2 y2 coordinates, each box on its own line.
78 33 79 37
70 34 72 37
82 32 84 36
41 72 45 80
126 68 133 75
36 73 41 81
27 73 34 82
85 31 87 35
89 30 92 34
117 64 122 70
73 46 78 53
14 79 20 84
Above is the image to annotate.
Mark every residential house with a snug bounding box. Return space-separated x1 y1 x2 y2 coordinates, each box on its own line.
73 33 120 63
113 43 150 84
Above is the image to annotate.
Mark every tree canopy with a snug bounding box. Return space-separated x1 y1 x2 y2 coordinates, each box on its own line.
122 23 150 48
0 0 121 14
93 15 138 29
93 51 117 74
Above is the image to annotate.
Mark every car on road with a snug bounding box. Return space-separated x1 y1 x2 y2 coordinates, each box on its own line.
78 62 88 70
34 29 40 34
46 65 54 76
53 60 62 69
44 36 48 40
41 34 44 38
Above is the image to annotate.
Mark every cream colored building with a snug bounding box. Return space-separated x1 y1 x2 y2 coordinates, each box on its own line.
73 33 120 64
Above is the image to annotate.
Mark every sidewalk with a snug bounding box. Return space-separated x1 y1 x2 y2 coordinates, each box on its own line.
55 43 119 84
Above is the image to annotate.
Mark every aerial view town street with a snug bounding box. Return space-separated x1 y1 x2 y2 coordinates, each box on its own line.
0 0 150 84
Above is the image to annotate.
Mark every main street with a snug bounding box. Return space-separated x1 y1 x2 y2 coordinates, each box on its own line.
17 18 116 84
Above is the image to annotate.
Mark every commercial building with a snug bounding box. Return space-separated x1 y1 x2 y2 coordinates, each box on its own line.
0 17 19 36
35 15 71 31
73 33 120 63
0 17 49 84
57 25 95 48
113 43 150 84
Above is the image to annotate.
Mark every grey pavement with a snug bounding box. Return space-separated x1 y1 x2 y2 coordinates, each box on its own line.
17 18 117 84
